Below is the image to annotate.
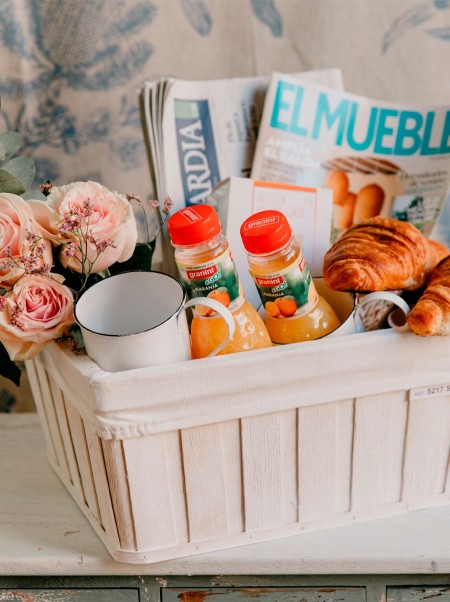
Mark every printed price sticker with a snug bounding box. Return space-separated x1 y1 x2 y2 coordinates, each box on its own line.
409 384 450 401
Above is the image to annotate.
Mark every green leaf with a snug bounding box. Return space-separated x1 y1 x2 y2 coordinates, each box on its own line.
0 131 21 161
22 189 47 201
0 156 36 194
0 342 21 386
0 168 25 194
108 240 156 275
69 324 85 351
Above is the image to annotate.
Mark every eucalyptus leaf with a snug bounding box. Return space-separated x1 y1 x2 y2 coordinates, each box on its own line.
0 131 21 161
0 156 36 192
69 324 85 351
0 168 26 194
22 189 47 201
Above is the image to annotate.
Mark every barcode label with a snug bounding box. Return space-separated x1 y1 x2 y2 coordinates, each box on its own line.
409 384 450 401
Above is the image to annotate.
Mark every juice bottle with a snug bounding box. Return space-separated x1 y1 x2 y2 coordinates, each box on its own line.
240 210 341 344
167 205 272 358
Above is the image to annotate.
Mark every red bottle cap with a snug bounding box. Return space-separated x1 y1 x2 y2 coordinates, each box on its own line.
168 205 221 245
240 210 292 254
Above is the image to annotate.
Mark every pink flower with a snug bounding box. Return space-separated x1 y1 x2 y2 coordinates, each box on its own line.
30 181 138 273
162 196 173 215
0 193 53 288
0 274 75 361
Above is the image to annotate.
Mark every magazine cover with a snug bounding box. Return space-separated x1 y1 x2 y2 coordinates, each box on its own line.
251 72 450 240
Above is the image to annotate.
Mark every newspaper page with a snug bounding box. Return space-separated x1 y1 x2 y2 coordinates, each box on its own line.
140 69 343 212
251 72 450 240
139 69 343 272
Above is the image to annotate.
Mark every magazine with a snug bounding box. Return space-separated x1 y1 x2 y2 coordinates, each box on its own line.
251 72 450 240
139 70 343 272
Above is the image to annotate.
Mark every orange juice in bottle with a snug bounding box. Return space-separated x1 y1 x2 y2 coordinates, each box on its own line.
240 210 341 344
167 205 272 358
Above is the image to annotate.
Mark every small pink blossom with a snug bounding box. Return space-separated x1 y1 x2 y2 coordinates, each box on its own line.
26 231 39 243
62 243 77 258
39 181 53 196
85 231 117 253
9 301 25 330
58 208 88 233
162 196 173 215
0 259 14 271
82 199 93 217
126 193 142 204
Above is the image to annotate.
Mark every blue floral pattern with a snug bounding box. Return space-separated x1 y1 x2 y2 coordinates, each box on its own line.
0 0 156 184
383 0 450 52
251 0 282 36
180 0 212 36
0 0 284 192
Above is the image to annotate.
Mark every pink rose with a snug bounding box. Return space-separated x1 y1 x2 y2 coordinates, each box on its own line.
0 274 75 361
0 193 53 288
30 181 138 273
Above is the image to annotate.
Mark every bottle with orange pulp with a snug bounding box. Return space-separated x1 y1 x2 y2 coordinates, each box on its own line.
167 205 272 358
240 210 341 344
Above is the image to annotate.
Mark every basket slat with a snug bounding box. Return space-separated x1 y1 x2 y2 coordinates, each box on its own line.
35 360 71 480
124 432 188 550
101 439 136 551
402 395 450 501
218 419 245 535
64 401 100 521
352 390 408 510
181 422 241 542
298 400 353 522
48 381 83 494
241 410 297 531
84 419 120 549
26 359 57 463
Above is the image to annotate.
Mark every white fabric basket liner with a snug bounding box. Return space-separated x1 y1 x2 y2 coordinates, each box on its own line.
38 330 450 440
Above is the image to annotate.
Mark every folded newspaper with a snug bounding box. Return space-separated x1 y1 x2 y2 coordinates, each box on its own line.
251 72 450 241
139 69 343 272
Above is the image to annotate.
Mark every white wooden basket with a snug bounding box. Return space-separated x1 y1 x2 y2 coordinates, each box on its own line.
25 330 450 564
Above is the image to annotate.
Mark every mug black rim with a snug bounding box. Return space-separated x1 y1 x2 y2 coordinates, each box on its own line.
74 270 187 338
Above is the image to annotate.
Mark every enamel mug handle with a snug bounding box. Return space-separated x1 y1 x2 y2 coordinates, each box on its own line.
356 291 410 332
184 297 236 357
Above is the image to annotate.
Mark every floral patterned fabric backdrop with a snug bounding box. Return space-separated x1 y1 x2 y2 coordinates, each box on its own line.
1 0 450 410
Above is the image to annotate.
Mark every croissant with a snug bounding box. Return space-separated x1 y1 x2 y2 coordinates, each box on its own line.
323 217 449 293
407 256 450 336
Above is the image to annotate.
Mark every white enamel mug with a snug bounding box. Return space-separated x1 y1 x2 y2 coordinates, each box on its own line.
74 271 235 372
315 278 410 337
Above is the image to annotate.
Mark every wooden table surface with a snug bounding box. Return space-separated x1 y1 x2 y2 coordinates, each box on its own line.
0 413 449 576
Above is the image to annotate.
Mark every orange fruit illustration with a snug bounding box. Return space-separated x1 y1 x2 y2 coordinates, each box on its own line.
275 296 297 317
265 301 281 317
208 287 231 308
